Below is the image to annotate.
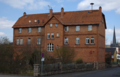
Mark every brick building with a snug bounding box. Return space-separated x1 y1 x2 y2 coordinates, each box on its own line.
12 7 106 68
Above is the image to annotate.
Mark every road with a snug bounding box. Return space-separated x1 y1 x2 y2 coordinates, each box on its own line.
0 67 120 77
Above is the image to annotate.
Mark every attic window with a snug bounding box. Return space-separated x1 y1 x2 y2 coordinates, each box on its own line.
29 20 31 23
35 20 37 22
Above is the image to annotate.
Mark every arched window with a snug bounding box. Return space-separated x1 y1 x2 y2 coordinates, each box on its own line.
86 37 89 44
47 43 54 51
91 37 94 44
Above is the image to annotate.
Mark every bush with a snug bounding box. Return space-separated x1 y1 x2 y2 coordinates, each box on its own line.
76 58 83 64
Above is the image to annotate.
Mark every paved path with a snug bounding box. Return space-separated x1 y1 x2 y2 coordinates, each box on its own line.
0 67 120 77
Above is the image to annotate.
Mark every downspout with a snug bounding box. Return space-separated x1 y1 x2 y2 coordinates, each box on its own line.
97 24 99 69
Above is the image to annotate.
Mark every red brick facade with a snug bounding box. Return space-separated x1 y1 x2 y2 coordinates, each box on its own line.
12 7 106 65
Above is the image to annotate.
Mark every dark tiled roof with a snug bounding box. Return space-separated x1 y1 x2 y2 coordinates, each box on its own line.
12 8 106 28
105 48 116 55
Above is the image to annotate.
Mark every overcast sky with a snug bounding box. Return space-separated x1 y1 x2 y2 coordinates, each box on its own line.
0 0 120 45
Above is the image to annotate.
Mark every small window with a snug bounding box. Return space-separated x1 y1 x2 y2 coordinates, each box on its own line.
37 38 41 45
56 23 58 27
88 25 92 31
91 37 94 44
47 33 50 39
38 27 41 32
86 37 89 44
47 43 54 51
16 38 19 45
64 37 68 44
28 38 31 44
20 38 23 45
76 26 80 31
51 33 54 39
34 20 37 22
28 28 31 33
76 37 79 44
50 23 52 27
65 26 69 32
57 33 59 37
19 28 22 33
29 20 31 23
56 45 59 49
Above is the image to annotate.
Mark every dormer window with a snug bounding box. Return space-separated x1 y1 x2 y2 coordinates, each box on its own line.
50 23 52 27
34 20 37 23
29 20 31 23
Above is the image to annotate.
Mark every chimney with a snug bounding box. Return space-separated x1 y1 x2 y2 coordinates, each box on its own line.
23 12 26 16
99 6 102 12
50 9 53 18
61 7 64 18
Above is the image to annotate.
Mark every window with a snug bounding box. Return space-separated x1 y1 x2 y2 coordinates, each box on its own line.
65 26 69 32
51 33 54 39
37 38 41 45
38 27 41 32
28 28 31 33
88 25 92 31
76 37 79 44
50 23 52 27
56 23 58 27
16 39 19 45
57 33 59 37
64 37 68 44
19 28 22 33
20 38 23 45
86 37 89 44
76 26 80 31
28 38 31 44
91 37 94 44
56 45 59 49
47 43 54 51
47 33 50 39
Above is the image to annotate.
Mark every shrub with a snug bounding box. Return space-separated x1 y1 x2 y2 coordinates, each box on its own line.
76 58 83 64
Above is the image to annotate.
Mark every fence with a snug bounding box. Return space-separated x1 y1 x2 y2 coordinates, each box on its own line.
34 63 95 76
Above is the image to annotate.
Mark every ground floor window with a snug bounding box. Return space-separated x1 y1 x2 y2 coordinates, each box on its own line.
47 43 53 51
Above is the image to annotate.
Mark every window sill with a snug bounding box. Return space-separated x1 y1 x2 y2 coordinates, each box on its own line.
56 37 59 38
88 30 92 31
90 43 95 45
64 44 69 45
85 43 95 45
75 44 80 45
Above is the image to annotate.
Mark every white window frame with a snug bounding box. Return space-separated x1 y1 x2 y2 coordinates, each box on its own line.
65 26 69 32
20 38 23 45
50 23 52 27
16 38 19 45
28 38 31 44
88 25 92 31
76 26 80 31
91 37 94 44
56 23 58 27
47 43 54 51
51 33 54 39
47 33 50 39
38 27 41 32
28 28 31 33
76 37 79 44
86 37 89 44
37 38 41 45
64 37 68 44
19 28 22 33
57 33 59 37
